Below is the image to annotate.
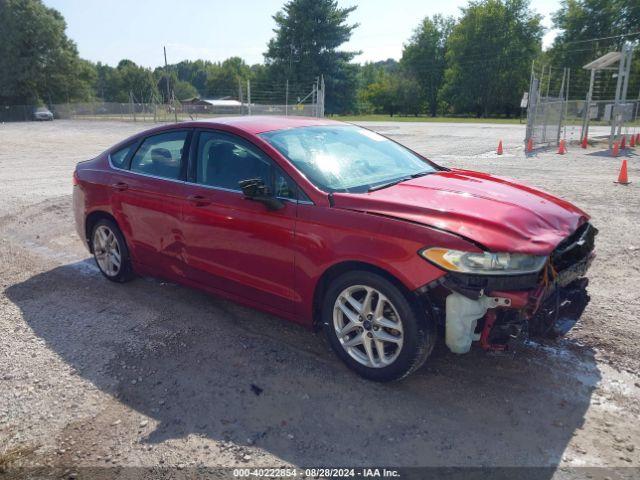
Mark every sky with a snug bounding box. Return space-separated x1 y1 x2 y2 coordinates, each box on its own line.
44 0 562 68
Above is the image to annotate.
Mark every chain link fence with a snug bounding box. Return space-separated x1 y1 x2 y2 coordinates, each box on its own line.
0 79 325 123
560 99 640 144
526 45 640 149
527 96 640 148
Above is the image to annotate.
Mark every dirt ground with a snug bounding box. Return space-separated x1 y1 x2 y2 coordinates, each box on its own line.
1 119 639 477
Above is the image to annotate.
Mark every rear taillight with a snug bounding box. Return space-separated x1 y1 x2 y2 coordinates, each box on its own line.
72 169 79 186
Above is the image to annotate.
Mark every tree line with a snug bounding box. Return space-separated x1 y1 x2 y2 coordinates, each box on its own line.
1 0 638 117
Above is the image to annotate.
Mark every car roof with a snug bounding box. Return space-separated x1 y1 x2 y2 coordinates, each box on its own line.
181 115 344 135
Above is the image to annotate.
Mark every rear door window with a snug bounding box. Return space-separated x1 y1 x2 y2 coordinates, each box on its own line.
109 144 134 169
130 131 188 180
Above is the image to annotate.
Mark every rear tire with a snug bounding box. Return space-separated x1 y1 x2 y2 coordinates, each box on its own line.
322 270 435 382
91 219 134 283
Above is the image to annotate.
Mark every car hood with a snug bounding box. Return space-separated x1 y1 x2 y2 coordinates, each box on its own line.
331 169 589 255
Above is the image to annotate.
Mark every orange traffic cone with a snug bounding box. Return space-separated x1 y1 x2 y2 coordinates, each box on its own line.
612 142 619 156
615 160 630 185
581 136 588 149
621 135 626 149
557 139 566 154
526 138 533 153
631 135 636 148
497 140 503 155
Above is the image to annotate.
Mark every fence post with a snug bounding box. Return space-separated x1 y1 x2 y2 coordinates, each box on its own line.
129 92 136 122
174 98 178 123
312 80 317 117
617 43 633 139
238 79 244 116
563 68 570 140
525 61 535 144
556 68 567 145
581 69 595 141
285 80 289 116
320 75 325 117
247 79 251 116
610 43 632 147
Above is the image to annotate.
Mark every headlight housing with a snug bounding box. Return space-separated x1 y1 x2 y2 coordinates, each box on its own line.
420 247 547 275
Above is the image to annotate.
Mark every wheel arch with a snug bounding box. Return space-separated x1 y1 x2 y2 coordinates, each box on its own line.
84 210 118 253
311 260 420 330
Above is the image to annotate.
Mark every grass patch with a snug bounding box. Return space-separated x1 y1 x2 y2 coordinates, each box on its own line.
0 444 37 472
333 114 524 124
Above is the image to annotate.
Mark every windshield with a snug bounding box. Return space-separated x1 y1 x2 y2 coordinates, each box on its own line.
259 125 438 192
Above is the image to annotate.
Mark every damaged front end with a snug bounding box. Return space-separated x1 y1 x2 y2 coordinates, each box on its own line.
419 222 597 354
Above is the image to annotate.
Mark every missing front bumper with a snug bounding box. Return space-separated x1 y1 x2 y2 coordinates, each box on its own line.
441 276 590 354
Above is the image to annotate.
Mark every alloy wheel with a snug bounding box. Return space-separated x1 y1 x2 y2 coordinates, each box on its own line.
333 284 404 368
93 225 122 277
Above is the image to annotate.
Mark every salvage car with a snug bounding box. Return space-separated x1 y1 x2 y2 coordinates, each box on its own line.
73 117 596 381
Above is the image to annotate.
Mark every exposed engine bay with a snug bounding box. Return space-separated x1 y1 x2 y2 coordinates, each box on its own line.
422 222 597 354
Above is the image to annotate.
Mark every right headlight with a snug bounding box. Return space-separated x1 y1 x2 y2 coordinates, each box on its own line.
420 247 547 275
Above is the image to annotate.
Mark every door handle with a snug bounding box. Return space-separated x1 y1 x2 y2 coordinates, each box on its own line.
187 194 211 207
111 182 129 191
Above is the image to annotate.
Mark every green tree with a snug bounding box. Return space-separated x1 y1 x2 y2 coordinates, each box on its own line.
173 59 211 93
362 73 421 116
0 0 96 104
549 0 640 99
174 80 198 101
264 0 359 114
551 0 639 69
441 0 543 117
155 69 178 103
356 60 400 113
401 15 454 116
95 63 124 102
206 57 251 97
112 60 158 103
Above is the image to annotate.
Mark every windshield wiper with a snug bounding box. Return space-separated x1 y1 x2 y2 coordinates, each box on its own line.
368 176 412 192
367 171 433 192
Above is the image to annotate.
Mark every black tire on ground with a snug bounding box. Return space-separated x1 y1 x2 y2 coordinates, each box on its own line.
90 218 134 283
322 270 435 382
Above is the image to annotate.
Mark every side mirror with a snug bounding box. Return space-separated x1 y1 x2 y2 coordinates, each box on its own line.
239 178 284 211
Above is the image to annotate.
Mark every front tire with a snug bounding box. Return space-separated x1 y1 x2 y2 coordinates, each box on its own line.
91 219 133 283
322 271 435 382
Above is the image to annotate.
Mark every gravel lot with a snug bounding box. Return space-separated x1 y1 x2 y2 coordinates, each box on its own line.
1 119 639 475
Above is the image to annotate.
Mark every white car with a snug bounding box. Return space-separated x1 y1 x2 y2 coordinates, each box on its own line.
33 107 54 121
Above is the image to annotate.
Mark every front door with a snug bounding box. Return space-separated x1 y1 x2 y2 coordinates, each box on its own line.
181 130 298 313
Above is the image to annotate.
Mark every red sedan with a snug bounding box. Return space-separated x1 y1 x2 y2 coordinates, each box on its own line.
73 116 596 381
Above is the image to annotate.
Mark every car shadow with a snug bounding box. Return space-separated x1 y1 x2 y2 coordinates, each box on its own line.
5 261 601 469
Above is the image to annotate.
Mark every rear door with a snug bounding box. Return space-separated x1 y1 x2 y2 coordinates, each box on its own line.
181 129 298 313
109 129 192 278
